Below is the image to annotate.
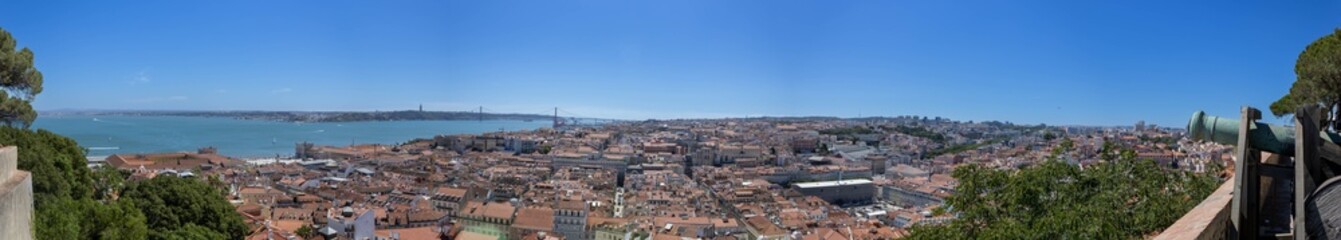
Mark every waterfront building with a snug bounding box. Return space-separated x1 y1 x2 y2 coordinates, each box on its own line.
105 147 238 171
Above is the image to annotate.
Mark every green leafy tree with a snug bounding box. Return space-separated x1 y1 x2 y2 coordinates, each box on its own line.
0 82 150 240
92 166 127 200
204 173 227 193
82 199 151 240
7 125 242 240
907 151 1218 239
0 27 43 128
0 127 94 204
4 126 147 240
1059 138 1074 152
121 176 249 240
152 224 228 240
296 225 315 239
33 200 79 240
1271 29 1341 130
35 198 149 240
1099 141 1118 161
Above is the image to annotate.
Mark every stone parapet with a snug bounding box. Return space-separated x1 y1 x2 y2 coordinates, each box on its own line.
1153 176 1235 240
0 146 14 180
0 146 33 240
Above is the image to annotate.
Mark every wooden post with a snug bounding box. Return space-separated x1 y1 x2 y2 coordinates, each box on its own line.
1233 106 1261 239
1295 106 1322 240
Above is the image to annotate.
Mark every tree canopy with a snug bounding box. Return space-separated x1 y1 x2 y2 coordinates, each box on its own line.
0 27 43 128
906 149 1219 239
3 126 150 240
121 176 250 240
0 127 94 204
1271 28 1341 130
296 224 315 239
6 126 249 239
35 198 150 240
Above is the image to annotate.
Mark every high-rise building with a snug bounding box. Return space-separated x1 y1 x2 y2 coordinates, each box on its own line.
0 146 33 240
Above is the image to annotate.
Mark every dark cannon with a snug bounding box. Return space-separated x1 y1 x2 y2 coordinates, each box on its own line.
1187 108 1341 239
1187 111 1341 157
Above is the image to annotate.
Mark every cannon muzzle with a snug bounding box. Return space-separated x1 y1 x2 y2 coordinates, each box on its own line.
1187 111 1341 155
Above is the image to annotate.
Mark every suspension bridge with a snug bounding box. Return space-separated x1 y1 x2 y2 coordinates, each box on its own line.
449 106 620 129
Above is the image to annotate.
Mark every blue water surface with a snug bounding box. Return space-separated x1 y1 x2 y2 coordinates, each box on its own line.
32 115 548 158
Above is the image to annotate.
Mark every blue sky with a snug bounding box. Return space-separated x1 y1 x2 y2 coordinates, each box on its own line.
1 1 1338 126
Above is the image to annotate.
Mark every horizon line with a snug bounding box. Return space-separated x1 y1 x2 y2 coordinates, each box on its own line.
36 108 1166 129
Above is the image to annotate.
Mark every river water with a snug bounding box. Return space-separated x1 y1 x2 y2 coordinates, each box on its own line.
32 115 549 158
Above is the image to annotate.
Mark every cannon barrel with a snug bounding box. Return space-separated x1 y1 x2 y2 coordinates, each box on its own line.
1187 111 1341 155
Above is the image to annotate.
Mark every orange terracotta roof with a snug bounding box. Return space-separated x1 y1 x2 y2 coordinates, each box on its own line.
512 207 555 231
376 226 444 240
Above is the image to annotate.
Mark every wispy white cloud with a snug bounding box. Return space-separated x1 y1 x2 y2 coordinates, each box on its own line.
270 88 293 94
128 70 151 85
215 89 228 94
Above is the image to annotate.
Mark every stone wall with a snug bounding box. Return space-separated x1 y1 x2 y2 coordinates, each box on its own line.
1152 176 1234 240
0 146 14 180
0 146 33 240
